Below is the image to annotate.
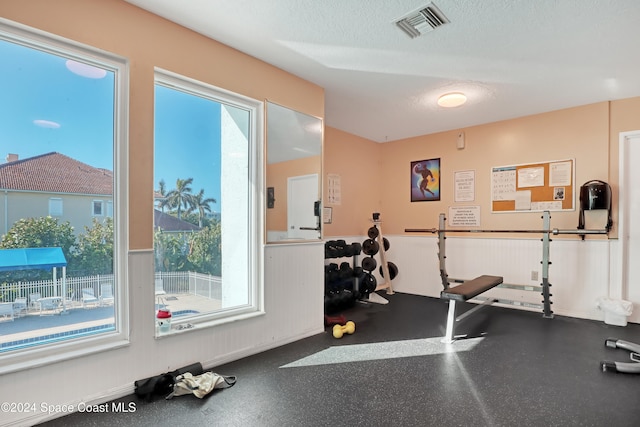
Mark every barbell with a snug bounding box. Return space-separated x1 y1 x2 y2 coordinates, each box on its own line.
404 228 608 235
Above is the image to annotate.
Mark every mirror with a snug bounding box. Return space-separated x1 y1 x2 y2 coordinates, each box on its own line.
266 101 323 243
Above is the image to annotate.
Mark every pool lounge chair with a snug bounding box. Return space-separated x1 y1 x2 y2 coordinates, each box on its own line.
62 291 75 311
28 292 42 312
99 284 114 306
13 297 27 317
82 288 100 308
37 296 62 316
0 302 14 321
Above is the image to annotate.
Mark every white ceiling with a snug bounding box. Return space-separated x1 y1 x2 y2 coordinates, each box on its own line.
125 0 640 143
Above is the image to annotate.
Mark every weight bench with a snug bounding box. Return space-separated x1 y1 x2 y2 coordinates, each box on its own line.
440 275 503 343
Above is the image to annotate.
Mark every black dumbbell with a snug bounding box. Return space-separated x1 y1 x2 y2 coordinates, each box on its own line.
350 242 362 256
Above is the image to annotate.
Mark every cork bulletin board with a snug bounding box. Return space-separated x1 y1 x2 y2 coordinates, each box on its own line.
491 159 574 213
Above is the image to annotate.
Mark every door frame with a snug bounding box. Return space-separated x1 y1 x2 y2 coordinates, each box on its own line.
614 130 640 300
287 173 319 239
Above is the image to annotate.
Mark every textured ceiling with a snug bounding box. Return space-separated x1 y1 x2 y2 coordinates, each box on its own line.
125 0 640 142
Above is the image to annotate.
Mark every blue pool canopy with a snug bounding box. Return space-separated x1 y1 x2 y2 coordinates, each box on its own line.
0 247 67 272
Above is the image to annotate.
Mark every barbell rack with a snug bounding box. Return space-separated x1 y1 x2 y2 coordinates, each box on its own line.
406 211 608 318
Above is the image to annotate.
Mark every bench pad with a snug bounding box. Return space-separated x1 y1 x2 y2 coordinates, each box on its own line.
440 275 503 302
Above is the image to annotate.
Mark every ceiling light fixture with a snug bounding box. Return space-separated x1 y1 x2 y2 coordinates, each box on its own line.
437 92 467 108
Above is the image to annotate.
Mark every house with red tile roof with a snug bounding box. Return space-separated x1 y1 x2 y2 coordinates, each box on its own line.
0 152 201 237
0 152 113 236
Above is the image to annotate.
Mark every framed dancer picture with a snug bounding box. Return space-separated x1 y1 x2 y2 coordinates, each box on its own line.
411 158 441 202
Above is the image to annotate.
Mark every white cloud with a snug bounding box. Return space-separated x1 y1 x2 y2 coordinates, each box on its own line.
33 119 61 129
65 60 107 79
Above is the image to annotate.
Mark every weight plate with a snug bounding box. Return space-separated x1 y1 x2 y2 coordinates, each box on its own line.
367 226 379 239
362 238 379 255
361 273 377 294
361 256 377 272
379 261 398 280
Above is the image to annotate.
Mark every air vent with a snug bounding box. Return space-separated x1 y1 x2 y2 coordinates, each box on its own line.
395 3 450 39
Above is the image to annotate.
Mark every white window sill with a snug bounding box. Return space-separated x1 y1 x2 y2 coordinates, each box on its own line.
154 309 265 339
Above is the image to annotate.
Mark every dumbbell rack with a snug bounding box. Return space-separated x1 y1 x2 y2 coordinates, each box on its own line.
324 240 362 314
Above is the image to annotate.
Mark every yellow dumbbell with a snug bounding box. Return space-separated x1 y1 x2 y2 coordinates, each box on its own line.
333 321 355 338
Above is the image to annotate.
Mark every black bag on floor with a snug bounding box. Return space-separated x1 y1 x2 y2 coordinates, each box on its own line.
134 362 204 401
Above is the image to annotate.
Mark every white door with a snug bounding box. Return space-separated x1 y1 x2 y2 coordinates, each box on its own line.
620 131 640 323
287 174 319 239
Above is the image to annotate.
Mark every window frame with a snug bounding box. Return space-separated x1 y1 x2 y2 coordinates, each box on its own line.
153 68 264 334
0 18 129 375
92 200 105 216
48 197 63 217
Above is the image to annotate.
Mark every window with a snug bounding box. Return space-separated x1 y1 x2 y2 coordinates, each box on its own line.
0 20 128 373
153 69 263 334
93 200 104 216
49 198 63 216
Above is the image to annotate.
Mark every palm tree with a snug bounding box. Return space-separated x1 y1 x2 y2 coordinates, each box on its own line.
189 189 217 227
164 178 194 219
156 179 168 212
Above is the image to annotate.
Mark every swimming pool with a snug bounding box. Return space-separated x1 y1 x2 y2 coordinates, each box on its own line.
0 323 116 353
1 309 201 353
172 309 199 317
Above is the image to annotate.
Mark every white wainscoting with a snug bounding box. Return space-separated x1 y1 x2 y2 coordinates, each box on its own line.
1 244 325 426
348 234 618 322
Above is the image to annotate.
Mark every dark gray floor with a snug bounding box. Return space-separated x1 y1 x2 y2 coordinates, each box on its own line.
39 292 640 427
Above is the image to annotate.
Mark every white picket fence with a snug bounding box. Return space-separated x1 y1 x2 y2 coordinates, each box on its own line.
155 271 222 299
1 271 221 305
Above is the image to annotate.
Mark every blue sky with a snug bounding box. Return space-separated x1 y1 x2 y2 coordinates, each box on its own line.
154 85 221 211
0 39 221 212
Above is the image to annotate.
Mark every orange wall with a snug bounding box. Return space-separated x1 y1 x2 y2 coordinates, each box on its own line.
0 0 324 250
324 99 640 238
380 102 610 235
266 156 321 232
322 127 382 236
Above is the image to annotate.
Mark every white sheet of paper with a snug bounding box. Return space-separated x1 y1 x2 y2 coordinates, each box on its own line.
518 167 544 188
515 190 532 210
549 161 572 186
